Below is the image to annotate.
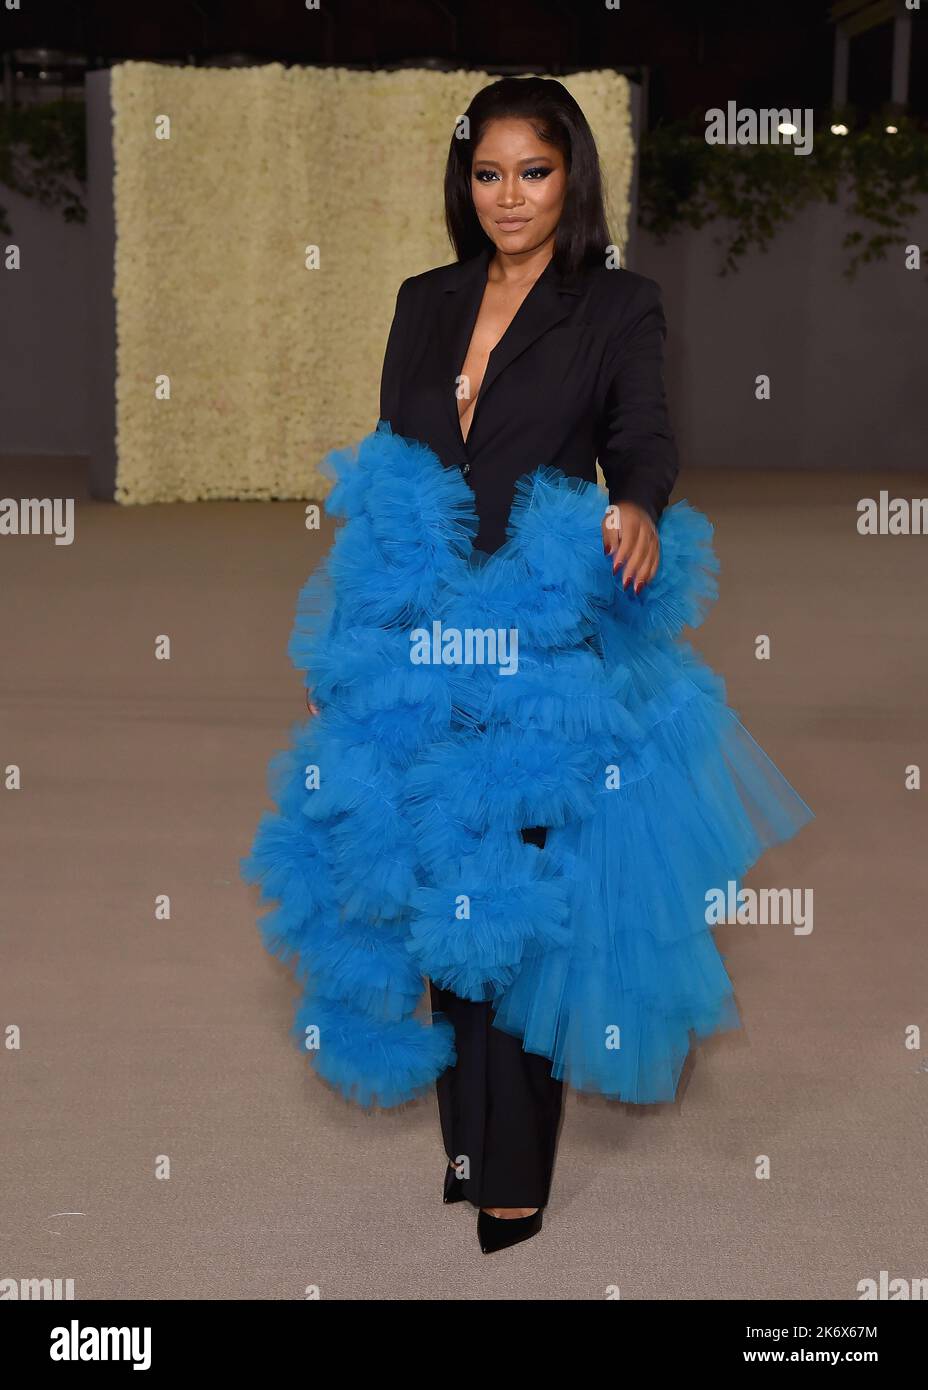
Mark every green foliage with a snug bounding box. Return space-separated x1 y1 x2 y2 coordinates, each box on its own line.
0 101 87 235
639 113 928 278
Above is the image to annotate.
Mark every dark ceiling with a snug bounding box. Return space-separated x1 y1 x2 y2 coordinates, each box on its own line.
3 0 925 125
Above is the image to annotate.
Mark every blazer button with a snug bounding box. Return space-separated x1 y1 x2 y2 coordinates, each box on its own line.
461 462 471 476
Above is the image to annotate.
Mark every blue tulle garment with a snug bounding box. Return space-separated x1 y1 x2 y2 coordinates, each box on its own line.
242 422 813 1108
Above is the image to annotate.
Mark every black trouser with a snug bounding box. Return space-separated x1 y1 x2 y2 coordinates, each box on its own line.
429 826 565 1209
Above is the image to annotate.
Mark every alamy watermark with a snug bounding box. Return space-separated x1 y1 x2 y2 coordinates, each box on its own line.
409 621 519 676
49 1320 151 1369
0 1275 74 1299
857 492 928 535
857 1270 927 1300
705 102 813 156
0 497 74 545
705 882 813 935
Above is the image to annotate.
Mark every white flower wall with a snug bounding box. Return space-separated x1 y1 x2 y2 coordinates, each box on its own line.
111 62 633 503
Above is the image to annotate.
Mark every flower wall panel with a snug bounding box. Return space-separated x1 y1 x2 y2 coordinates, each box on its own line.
111 62 632 503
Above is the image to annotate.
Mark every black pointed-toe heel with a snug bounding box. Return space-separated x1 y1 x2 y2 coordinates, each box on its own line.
477 1207 543 1254
443 1162 467 1204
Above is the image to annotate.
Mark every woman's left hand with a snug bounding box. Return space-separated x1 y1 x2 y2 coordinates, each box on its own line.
602 502 660 594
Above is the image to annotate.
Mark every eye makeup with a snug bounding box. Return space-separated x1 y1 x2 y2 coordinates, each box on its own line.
473 164 554 183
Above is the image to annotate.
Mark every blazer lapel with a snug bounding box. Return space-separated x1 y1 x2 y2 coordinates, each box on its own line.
435 247 492 448
436 243 583 450
478 258 582 412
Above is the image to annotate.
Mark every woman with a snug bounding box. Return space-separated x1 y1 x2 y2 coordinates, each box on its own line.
244 76 812 1257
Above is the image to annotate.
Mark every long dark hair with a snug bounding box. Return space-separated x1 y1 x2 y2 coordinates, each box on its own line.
444 76 612 278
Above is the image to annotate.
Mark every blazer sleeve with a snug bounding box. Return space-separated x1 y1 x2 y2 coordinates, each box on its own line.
596 277 679 525
379 276 416 428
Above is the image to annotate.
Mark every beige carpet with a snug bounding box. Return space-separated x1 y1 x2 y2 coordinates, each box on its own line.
2 457 925 1301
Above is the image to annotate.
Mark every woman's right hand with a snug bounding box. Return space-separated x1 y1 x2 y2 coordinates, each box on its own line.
306 687 320 717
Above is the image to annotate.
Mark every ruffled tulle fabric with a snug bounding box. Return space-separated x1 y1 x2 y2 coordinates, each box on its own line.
242 421 813 1108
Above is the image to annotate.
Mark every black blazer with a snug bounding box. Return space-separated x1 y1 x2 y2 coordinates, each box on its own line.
378 243 679 555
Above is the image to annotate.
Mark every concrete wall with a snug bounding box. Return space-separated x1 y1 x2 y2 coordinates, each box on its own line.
635 194 928 474
0 182 93 458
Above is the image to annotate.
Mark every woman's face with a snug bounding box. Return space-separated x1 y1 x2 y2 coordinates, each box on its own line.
470 117 567 258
